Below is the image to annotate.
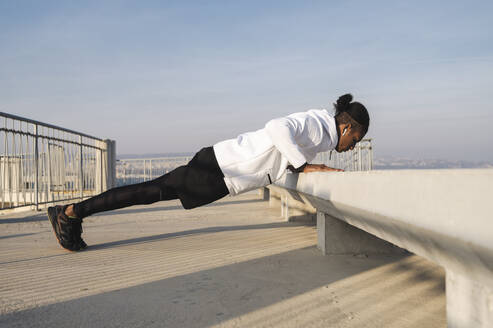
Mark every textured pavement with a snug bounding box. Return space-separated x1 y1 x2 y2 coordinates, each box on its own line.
0 192 445 327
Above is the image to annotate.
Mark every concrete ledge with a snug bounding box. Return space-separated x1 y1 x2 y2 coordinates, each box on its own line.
268 169 493 327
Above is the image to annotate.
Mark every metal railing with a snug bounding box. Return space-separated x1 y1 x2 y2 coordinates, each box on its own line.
116 139 373 187
116 156 192 186
0 112 116 212
313 138 373 171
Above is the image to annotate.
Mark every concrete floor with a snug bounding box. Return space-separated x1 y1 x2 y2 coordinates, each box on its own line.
0 192 445 328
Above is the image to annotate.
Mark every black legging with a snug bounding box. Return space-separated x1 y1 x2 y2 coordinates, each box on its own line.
72 147 230 219
73 172 179 219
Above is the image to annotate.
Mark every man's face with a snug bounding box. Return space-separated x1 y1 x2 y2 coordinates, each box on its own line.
336 126 363 153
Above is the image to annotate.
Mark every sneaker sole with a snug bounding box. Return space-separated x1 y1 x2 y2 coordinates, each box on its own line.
47 206 62 245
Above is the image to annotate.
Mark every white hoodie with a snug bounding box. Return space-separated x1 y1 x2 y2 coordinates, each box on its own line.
213 109 338 196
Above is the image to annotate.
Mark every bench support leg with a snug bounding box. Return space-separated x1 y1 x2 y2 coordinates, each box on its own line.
258 187 270 201
316 211 405 255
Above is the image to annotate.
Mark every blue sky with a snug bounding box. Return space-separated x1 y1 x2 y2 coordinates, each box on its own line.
1 1 492 161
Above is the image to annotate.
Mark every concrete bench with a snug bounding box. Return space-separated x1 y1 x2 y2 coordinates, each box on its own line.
264 169 493 328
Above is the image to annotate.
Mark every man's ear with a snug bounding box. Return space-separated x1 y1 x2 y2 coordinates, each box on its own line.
341 122 351 136
346 122 352 132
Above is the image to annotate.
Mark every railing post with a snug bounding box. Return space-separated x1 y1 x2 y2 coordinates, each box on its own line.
111 140 116 188
34 124 39 210
103 139 116 190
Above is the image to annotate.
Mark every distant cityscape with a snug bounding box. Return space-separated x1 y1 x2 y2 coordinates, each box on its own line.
118 152 194 159
118 153 493 170
373 156 493 170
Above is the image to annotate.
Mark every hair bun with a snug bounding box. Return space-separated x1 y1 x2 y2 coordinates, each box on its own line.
335 94 353 114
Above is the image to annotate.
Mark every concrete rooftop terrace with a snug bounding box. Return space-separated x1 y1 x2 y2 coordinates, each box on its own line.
0 192 445 328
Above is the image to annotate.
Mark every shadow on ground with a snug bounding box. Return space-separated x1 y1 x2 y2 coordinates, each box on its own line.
0 246 427 328
86 221 311 251
0 198 264 224
0 221 313 266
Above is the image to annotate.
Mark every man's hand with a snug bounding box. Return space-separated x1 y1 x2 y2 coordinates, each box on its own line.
301 164 344 173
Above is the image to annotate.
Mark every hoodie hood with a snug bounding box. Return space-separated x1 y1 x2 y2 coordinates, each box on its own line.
308 108 338 151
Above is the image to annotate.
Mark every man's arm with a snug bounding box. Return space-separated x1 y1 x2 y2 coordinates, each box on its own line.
287 163 344 173
264 117 307 170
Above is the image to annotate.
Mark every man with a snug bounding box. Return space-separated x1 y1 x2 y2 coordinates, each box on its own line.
48 93 369 251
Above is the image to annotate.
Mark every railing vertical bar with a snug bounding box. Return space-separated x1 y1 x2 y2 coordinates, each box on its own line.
16 121 21 205
24 122 29 205
27 125 32 205
69 139 73 195
65 132 70 198
145 159 148 182
86 147 89 193
47 129 53 204
79 135 83 200
40 127 45 205
6 119 10 209
12 119 17 208
88 147 91 193
53 130 58 201
85 146 88 194
1 117 7 209
82 144 85 196
59 134 64 200
7 119 12 208
34 123 39 211
90 148 93 193
64 132 68 197
93 148 96 193
56 130 60 200
68 133 73 199
85 145 88 194
90 147 92 193
19 121 25 206
60 134 64 200
73 137 76 198
100 148 103 192
85 145 88 195
41 128 46 205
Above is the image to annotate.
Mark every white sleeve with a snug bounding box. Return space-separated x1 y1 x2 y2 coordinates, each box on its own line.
264 116 307 169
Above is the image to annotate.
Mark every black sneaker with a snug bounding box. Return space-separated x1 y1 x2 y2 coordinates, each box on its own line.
47 205 87 251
